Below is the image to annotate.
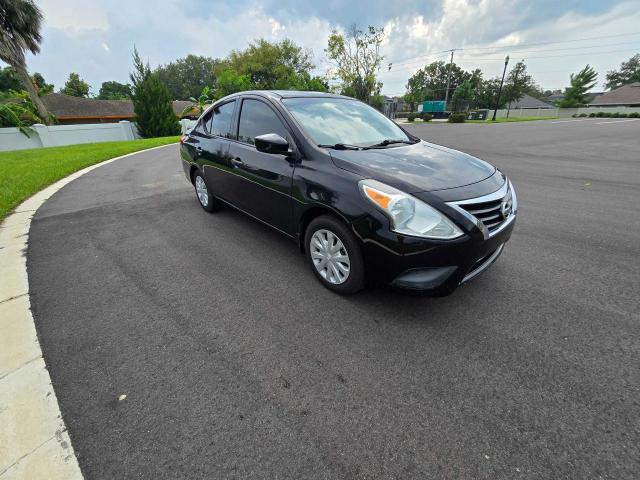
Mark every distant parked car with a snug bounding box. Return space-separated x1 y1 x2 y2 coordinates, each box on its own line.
180 91 517 295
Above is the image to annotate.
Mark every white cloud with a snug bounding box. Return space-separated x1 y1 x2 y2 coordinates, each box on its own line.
378 0 640 94
37 0 109 31
21 0 640 96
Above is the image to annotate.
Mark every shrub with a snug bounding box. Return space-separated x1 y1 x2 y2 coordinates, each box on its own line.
571 113 578 118
420 112 433 121
629 112 639 118
407 113 416 122
603 112 612 117
578 113 587 117
595 111 605 117
448 113 466 123
617 113 627 118
588 112 596 117
132 73 181 138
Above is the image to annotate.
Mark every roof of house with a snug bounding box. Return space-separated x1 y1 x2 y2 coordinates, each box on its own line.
590 82 640 106
42 93 194 120
510 93 555 109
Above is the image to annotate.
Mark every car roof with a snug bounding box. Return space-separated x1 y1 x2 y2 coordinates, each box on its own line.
225 90 352 101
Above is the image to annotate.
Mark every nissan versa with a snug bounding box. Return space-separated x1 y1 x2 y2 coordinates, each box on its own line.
180 91 517 295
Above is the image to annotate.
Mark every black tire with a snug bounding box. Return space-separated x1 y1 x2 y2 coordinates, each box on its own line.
193 172 221 213
304 215 365 294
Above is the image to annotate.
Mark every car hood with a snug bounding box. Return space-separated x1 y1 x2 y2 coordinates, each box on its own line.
329 140 495 193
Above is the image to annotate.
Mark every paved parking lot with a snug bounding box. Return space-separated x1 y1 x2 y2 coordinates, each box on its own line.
28 119 639 479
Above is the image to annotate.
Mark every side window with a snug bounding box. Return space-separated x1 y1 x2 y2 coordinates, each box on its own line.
210 101 236 138
194 110 212 136
238 99 289 145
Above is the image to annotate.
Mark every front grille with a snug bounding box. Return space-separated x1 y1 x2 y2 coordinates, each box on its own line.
460 196 509 233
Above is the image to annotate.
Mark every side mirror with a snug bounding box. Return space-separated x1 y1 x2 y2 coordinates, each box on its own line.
254 133 291 155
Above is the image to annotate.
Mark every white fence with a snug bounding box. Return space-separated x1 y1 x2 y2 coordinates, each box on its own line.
0 121 140 152
493 106 640 119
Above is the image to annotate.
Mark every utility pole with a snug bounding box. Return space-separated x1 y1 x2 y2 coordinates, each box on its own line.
444 49 462 105
492 55 510 122
506 59 524 118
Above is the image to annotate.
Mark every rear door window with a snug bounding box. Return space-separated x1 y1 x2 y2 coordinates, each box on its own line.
193 110 212 136
210 101 236 138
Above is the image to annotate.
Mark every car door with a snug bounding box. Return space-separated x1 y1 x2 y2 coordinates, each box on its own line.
198 100 237 200
225 97 296 235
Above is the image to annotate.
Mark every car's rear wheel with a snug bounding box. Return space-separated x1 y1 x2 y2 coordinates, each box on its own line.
304 215 365 294
194 172 220 212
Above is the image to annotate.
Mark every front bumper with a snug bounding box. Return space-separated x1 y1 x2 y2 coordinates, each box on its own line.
353 183 517 296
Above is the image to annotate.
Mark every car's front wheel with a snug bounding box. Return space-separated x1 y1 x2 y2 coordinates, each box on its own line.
193 172 220 212
304 215 365 294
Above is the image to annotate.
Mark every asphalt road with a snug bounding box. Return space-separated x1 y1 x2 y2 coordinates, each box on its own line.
29 119 639 479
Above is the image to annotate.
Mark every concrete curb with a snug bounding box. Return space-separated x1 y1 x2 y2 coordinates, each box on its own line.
0 143 175 479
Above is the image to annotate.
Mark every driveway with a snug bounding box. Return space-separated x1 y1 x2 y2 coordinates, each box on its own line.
28 119 640 479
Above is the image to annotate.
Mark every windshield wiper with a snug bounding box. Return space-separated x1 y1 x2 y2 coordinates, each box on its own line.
362 139 415 149
318 143 361 150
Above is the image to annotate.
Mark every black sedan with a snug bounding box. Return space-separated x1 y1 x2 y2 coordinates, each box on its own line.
180 91 517 295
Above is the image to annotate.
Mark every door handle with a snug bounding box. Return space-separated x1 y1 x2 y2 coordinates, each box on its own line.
231 157 244 168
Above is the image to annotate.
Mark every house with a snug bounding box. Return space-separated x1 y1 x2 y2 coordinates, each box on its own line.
508 94 555 109
41 93 195 125
590 82 640 107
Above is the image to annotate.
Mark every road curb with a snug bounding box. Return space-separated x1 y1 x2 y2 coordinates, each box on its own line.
0 143 175 479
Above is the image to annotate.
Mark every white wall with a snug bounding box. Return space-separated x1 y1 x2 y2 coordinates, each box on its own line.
0 127 42 150
0 121 140 152
493 106 640 119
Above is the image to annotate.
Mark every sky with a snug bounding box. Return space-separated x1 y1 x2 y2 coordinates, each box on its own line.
12 0 640 97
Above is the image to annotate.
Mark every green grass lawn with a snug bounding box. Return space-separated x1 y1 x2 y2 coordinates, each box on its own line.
0 136 179 221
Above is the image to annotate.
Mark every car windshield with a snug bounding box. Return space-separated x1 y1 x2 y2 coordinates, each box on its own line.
282 97 412 147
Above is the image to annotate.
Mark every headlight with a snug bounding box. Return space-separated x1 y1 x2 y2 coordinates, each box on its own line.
359 179 463 239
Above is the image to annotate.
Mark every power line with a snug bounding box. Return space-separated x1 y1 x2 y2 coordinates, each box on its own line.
458 46 640 62
389 31 640 68
393 39 640 68
385 46 640 72
451 31 640 52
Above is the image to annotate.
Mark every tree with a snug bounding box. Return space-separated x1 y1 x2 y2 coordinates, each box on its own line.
213 69 252 99
0 65 22 91
558 65 598 108
288 71 329 92
450 80 474 112
155 55 219 100
405 61 471 104
60 72 90 97
130 49 180 138
502 61 534 107
605 54 640 90
97 81 131 100
184 86 213 116
218 38 317 91
129 46 150 89
31 72 52 93
325 25 384 103
472 78 503 110
0 89 42 133
0 0 51 124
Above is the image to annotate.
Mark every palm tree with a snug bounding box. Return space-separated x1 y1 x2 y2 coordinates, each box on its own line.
0 0 51 124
